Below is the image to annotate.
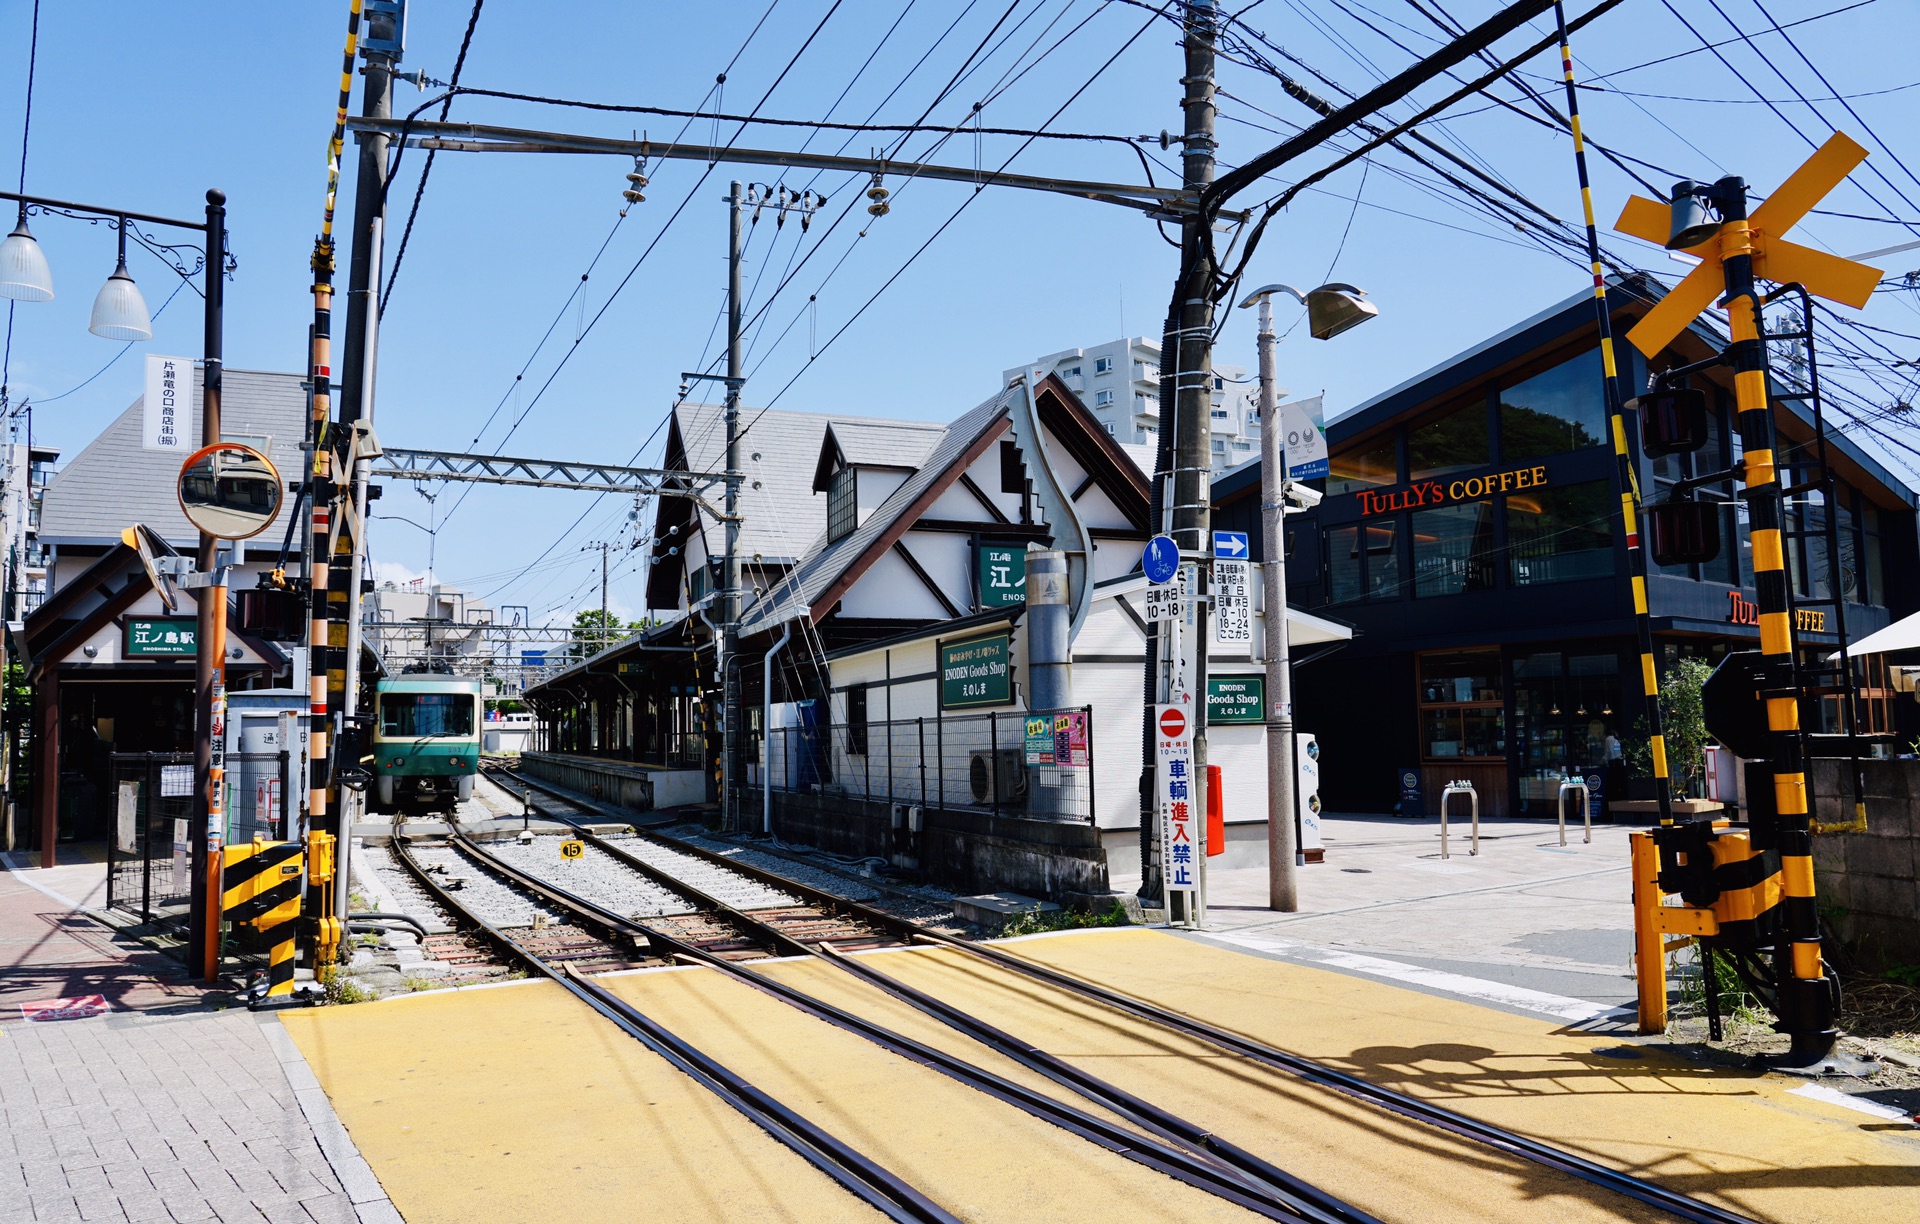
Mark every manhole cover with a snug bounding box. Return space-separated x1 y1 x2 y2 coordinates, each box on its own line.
1340 867 1372 874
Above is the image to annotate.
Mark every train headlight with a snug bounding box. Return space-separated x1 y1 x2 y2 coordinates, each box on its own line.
450 757 466 768
390 758 405 767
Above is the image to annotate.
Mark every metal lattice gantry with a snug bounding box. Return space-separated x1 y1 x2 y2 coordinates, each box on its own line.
372 446 730 499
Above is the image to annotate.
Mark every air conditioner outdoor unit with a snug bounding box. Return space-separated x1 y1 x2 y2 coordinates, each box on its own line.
969 749 1028 805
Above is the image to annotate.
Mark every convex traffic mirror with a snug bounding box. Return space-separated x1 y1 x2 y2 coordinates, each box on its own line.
177 442 282 540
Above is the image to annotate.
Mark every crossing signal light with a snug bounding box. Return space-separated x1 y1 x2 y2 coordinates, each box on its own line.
1646 495 1720 567
1631 386 1710 457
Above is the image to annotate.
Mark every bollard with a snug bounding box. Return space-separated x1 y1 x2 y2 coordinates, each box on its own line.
1439 780 1479 859
1557 777 1591 846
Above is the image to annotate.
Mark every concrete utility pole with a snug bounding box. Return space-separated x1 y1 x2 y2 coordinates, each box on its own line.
723 181 744 831
1249 293 1297 912
582 541 613 653
1141 0 1217 907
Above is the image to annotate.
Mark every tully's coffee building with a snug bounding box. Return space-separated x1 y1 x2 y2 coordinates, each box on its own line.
1215 277 1920 818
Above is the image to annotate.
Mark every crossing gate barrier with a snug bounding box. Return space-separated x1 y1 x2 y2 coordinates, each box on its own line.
222 839 304 997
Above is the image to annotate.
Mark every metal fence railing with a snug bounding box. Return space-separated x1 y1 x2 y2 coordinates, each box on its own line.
105 750 293 926
755 706 1095 823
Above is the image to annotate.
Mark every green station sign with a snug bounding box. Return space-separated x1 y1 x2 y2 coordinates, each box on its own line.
1206 674 1265 725
975 543 1027 609
125 617 199 658
940 632 1012 709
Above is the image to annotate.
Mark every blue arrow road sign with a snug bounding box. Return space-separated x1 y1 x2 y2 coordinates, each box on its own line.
1213 530 1249 558
1142 534 1179 584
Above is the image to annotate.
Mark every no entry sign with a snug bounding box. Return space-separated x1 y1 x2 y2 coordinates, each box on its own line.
1158 707 1188 740
21 995 110 1022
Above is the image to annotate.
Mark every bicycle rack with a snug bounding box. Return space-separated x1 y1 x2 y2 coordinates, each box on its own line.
1557 778 1591 847
1440 780 1478 859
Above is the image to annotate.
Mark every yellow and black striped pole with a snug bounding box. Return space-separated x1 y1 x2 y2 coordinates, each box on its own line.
1714 179 1836 1061
223 840 306 998
1552 4 1675 828
302 0 362 968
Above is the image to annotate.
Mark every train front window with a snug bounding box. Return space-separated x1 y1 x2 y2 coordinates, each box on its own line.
381 694 474 738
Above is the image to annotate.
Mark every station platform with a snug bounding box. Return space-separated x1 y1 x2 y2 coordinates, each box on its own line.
281 927 1920 1224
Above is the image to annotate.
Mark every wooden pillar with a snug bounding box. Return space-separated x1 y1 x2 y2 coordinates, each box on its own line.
35 672 60 869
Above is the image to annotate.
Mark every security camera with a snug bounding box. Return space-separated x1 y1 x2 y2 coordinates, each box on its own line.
1282 480 1322 511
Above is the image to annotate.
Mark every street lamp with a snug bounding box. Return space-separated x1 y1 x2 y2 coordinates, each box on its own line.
1237 281 1379 913
1 189 229 991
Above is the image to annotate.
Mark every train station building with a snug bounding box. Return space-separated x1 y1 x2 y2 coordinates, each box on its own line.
1214 276 1920 819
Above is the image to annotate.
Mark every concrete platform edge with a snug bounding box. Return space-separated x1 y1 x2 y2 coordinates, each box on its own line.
257 1013 406 1223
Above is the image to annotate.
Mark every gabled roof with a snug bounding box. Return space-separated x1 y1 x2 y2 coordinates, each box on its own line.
741 388 1018 636
739 373 1146 637
39 366 308 551
645 402 930 607
811 419 944 490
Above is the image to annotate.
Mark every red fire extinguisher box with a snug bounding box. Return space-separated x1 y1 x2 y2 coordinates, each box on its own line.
1207 765 1225 857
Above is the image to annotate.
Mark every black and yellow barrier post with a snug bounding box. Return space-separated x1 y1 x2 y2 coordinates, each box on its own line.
1614 134 1879 1065
222 838 306 1000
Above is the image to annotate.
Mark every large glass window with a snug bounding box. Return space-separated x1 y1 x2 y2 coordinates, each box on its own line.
1508 480 1614 586
1408 399 1489 483
1328 437 1397 497
1499 348 1607 461
1327 525 1362 606
380 693 474 738
1511 650 1623 812
1412 501 1497 596
1418 651 1503 761
1365 521 1401 600
1864 503 1885 606
827 465 857 542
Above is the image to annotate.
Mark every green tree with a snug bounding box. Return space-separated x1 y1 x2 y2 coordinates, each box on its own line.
1624 655 1715 797
569 610 651 659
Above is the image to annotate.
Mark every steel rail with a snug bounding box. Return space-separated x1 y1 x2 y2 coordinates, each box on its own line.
478 771 1375 1222
484 766 1758 1224
440 825 1339 1223
391 838 957 1223
909 932 1762 1224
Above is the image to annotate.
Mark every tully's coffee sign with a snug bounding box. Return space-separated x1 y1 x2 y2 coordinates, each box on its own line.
939 632 1012 709
1727 590 1826 633
125 617 198 657
1356 463 1552 516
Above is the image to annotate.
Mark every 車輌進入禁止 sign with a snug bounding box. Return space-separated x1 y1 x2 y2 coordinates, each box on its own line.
125 618 198 657
976 543 1027 608
1206 675 1265 724
1155 705 1197 900
940 632 1012 709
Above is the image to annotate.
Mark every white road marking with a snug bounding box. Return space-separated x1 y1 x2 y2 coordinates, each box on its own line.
1207 929 1630 1025
1788 1083 1915 1123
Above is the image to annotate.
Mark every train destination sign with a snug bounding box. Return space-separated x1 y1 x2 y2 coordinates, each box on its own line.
1354 462 1552 517
939 632 1012 709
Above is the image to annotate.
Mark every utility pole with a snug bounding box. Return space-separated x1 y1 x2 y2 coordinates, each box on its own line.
1250 293 1297 912
330 0 398 940
1141 0 1217 909
723 180 744 832
582 541 613 653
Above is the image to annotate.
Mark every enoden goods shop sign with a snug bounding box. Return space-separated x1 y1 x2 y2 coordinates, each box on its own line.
940 632 1012 709
1354 463 1552 517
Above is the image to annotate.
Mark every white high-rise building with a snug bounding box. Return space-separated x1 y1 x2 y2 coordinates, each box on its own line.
1006 336 1264 471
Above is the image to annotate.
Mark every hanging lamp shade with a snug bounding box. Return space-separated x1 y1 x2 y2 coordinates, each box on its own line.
0 215 55 302
88 258 152 341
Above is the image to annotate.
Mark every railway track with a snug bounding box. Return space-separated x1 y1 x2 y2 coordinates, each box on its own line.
471 763 1761 1224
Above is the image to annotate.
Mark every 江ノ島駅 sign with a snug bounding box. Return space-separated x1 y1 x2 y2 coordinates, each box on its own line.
125 617 198 657
940 632 1012 709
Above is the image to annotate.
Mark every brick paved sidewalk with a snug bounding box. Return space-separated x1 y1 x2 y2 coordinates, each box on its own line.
3 859 403 1222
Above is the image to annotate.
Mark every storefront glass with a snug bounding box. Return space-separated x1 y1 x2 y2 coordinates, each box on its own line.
1328 437 1397 496
1412 500 1497 596
1418 651 1504 760
1365 520 1402 600
1508 479 1613 586
1498 348 1606 461
1328 525 1362 606
1408 399 1489 483
1511 649 1623 813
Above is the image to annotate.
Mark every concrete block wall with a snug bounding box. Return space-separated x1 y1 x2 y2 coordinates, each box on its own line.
768 789 1109 902
1811 758 1920 970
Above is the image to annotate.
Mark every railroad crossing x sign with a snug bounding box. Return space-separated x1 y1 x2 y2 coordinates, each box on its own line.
1614 132 1883 357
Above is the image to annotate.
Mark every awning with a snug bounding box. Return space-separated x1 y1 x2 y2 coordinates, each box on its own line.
1832 609 1920 658
1286 606 1353 647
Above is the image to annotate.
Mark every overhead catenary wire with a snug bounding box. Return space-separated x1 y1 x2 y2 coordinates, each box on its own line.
379 0 485 314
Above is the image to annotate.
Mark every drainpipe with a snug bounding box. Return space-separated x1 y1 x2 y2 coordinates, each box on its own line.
762 620 794 834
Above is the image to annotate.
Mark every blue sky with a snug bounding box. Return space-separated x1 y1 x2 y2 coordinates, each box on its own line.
5 0 1918 625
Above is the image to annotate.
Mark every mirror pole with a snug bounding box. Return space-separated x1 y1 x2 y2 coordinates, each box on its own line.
191 188 226 984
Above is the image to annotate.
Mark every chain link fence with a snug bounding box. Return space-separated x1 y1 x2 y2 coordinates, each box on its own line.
756 706 1094 822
